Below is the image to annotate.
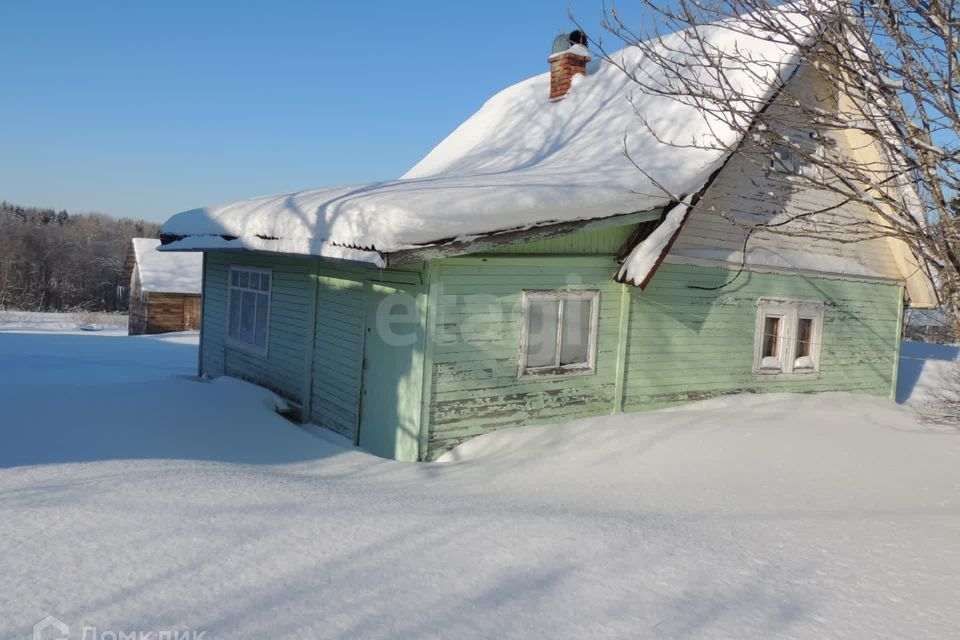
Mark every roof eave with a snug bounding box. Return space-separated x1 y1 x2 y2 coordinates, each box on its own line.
158 209 664 268
385 208 663 267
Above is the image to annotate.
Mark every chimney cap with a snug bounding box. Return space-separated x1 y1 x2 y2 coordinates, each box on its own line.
551 29 589 54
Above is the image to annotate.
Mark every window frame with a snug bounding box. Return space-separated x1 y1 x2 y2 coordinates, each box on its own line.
769 141 823 181
225 265 272 355
518 289 600 379
753 297 824 380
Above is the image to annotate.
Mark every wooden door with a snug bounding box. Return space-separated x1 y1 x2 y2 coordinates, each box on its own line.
357 284 421 461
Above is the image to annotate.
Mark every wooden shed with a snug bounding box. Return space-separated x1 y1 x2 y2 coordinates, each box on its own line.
125 238 203 335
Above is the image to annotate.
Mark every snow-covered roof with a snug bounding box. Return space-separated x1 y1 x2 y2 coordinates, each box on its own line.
132 238 203 294
160 6 815 272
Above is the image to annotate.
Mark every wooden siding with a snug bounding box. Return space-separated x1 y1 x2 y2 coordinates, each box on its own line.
488 223 637 255
671 63 908 282
310 273 366 442
144 293 201 334
129 266 201 335
128 268 148 335
307 263 426 457
197 227 901 462
201 253 316 406
424 255 625 457
386 210 661 266
200 253 428 459
182 296 201 330
422 256 902 460
622 262 902 409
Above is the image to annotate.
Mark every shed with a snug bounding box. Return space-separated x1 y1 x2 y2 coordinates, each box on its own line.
125 238 203 335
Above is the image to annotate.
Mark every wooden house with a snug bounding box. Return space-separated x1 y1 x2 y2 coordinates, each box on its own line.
158 9 937 460
126 238 203 335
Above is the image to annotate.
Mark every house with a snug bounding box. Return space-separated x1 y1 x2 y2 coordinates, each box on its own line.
158 8 937 461
125 238 203 335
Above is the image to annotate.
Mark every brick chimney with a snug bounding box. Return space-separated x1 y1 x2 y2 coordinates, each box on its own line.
549 30 591 100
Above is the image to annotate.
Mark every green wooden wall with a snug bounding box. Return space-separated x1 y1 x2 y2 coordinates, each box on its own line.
488 224 637 255
311 272 366 442
201 241 902 463
202 253 317 405
622 263 902 409
421 255 902 459
424 255 625 456
201 253 428 461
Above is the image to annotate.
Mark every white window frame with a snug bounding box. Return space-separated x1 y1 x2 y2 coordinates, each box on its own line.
226 266 272 355
753 297 825 380
770 141 822 181
518 290 600 379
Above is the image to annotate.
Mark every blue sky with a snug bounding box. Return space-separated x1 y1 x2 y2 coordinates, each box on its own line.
0 1 641 222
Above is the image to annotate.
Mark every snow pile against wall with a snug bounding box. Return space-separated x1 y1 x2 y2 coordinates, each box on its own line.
132 238 203 293
160 7 815 265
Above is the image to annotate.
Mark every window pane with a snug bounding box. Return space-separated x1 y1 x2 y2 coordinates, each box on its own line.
240 290 256 343
762 316 781 358
231 271 239 286
796 318 813 357
559 298 591 365
228 290 241 338
238 271 250 288
250 273 261 290
526 299 559 368
795 317 815 369
260 273 271 291
254 293 268 348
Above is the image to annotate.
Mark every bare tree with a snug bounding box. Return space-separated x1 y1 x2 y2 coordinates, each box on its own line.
592 0 958 325
0 202 160 312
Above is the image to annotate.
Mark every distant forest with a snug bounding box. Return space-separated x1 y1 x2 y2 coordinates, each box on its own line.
0 201 160 312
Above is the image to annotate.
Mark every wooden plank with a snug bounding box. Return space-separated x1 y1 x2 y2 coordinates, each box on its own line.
612 284 630 414
418 263 438 460
890 284 905 401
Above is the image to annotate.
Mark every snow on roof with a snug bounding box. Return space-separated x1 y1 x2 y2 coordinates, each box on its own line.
160 6 815 269
132 238 203 293
616 198 693 287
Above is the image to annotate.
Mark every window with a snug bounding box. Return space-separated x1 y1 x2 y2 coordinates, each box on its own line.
760 315 783 370
753 298 824 379
519 290 599 377
770 142 821 180
227 267 271 352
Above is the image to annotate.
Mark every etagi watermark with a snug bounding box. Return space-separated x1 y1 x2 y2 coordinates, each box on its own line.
33 616 209 640
371 274 590 349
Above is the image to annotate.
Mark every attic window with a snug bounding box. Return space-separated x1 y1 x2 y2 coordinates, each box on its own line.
770 142 821 179
753 298 824 379
519 290 599 377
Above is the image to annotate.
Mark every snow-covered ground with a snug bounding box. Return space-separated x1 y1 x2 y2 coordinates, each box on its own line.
0 310 128 333
1 325 958 639
898 340 960 408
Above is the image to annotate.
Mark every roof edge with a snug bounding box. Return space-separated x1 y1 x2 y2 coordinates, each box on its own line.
386 209 664 266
